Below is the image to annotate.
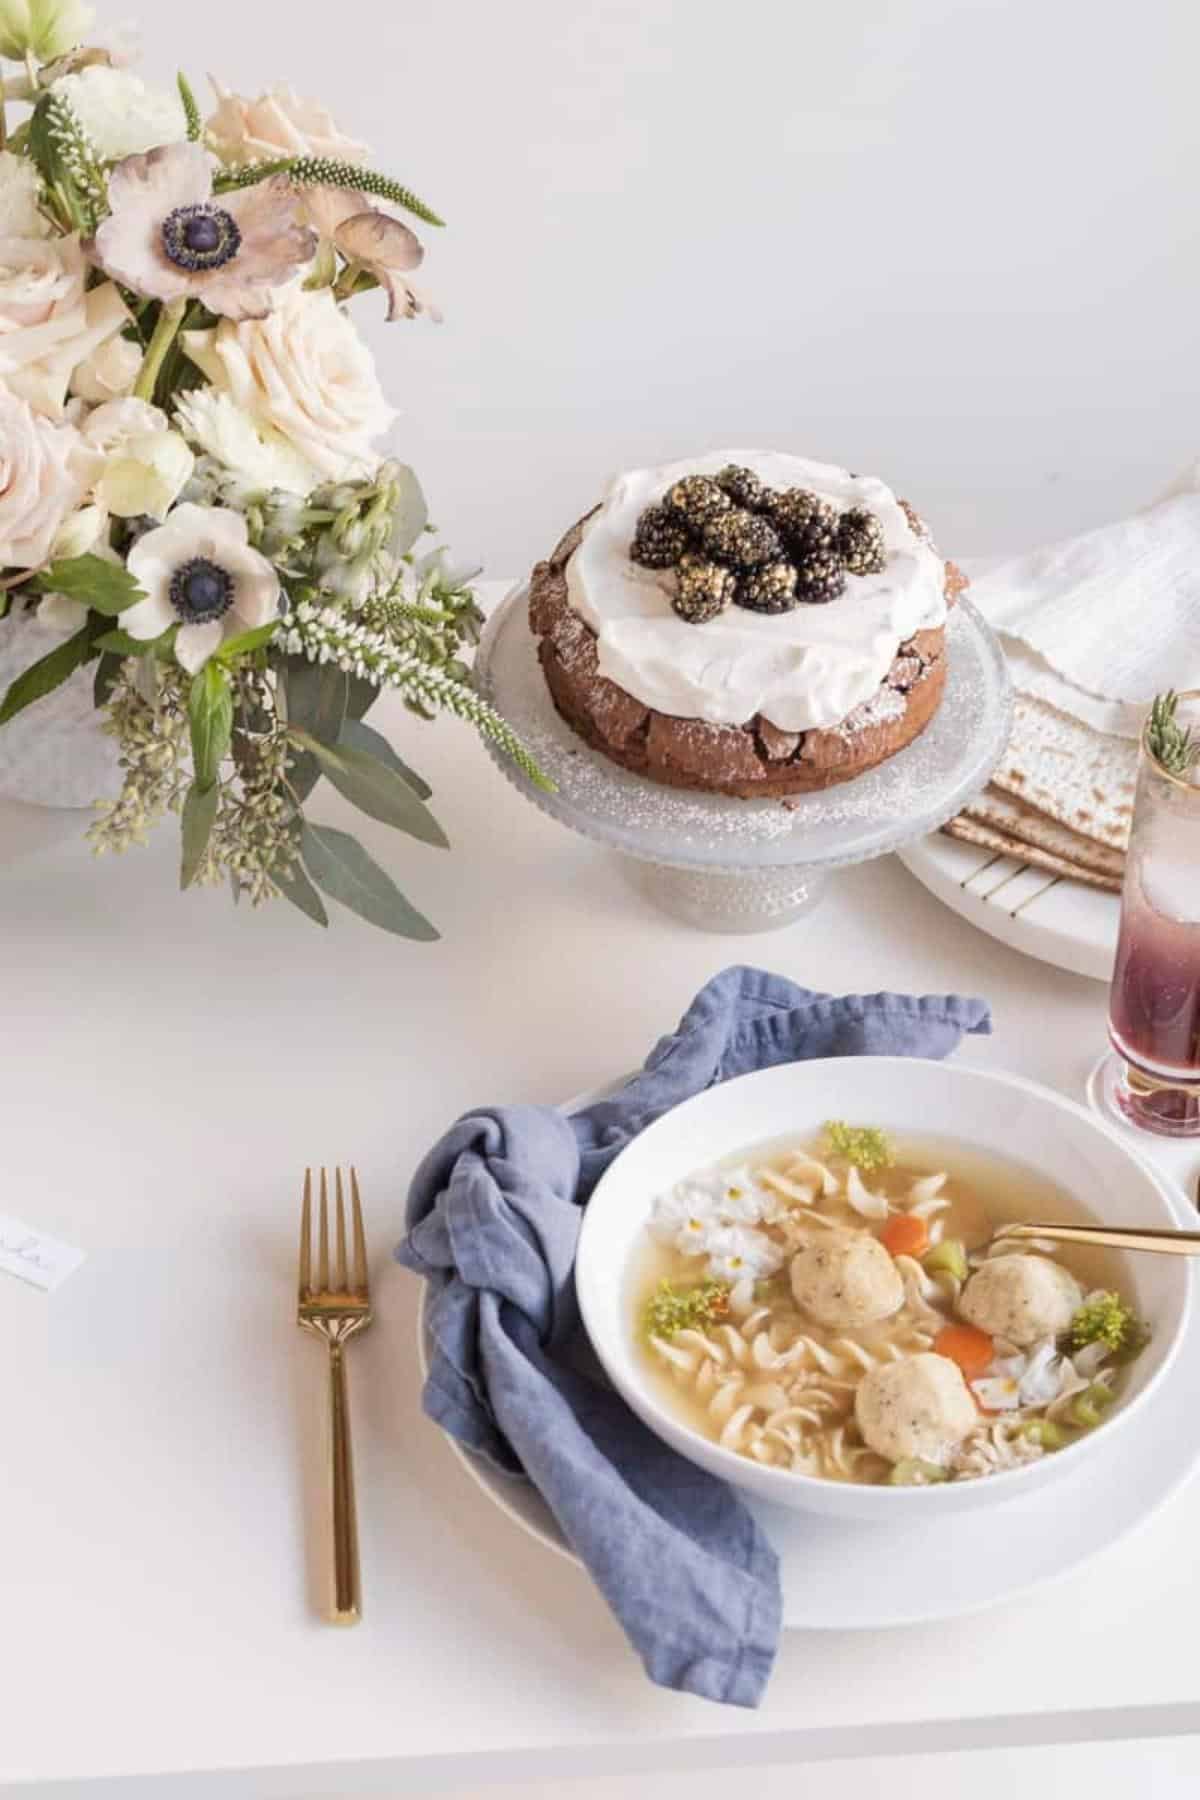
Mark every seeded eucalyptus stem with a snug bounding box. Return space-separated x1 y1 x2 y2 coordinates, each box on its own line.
133 299 187 403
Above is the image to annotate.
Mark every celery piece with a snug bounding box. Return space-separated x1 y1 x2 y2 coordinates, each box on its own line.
1019 1418 1072 1451
1069 1383 1117 1429
887 1458 948 1486
923 1238 968 1282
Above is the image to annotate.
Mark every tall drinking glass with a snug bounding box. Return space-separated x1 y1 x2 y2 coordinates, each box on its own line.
1099 691 1200 1137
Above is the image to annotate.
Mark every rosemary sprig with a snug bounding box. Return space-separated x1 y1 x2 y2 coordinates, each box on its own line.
1146 691 1198 779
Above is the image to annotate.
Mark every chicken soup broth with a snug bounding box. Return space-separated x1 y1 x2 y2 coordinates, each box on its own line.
632 1127 1145 1486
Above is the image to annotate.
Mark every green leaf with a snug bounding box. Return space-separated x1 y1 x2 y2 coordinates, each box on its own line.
291 730 448 847
0 626 93 726
345 674 378 722
388 464 429 558
94 624 176 658
177 72 202 142
188 661 233 791
300 823 439 940
273 853 329 927
282 655 347 744
217 620 280 663
179 782 219 889
338 718 432 799
93 651 123 708
30 556 147 617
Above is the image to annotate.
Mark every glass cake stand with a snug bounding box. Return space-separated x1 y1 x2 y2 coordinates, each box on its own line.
475 586 1013 932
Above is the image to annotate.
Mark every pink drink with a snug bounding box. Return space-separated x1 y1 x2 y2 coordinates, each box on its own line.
1107 710 1200 1136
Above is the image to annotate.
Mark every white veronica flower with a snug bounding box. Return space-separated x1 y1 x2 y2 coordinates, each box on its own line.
705 1226 783 1284
173 388 317 496
123 501 280 673
0 152 50 239
649 1184 721 1257
51 67 187 160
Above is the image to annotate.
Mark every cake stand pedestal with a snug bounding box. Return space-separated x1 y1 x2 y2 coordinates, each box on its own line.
476 587 1012 933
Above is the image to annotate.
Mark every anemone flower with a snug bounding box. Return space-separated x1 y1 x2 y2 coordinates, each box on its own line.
86 142 316 322
123 501 280 672
303 183 439 322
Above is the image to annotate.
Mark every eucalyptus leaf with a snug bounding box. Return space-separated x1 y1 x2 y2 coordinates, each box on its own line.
273 854 329 927
387 463 430 558
30 555 146 617
287 747 322 804
291 730 447 847
345 674 378 722
338 718 432 800
282 655 347 744
300 823 438 940
0 625 94 726
179 782 219 889
188 661 233 791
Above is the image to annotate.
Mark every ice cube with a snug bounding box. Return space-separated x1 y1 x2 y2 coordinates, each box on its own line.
1138 846 1200 923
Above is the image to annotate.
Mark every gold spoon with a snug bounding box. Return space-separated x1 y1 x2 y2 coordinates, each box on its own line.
995 1221 1200 1258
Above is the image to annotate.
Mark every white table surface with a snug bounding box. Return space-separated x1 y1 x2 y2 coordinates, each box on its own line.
3 583 1199 1799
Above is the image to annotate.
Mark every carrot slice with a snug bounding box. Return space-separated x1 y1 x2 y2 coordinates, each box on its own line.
879 1213 929 1258
934 1322 994 1377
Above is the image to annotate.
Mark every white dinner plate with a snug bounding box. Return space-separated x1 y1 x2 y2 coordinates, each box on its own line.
898 832 1120 984
415 1083 1200 1631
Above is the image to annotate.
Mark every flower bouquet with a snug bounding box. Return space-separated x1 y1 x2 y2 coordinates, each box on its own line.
0 0 542 937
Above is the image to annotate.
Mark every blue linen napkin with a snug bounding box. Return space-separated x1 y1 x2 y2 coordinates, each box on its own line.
398 966 990 1707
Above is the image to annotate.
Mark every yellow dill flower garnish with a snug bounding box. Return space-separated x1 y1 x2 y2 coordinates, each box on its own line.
825 1120 892 1172
643 1279 730 1340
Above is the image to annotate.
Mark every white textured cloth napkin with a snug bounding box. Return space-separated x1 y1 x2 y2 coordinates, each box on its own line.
969 468 1200 738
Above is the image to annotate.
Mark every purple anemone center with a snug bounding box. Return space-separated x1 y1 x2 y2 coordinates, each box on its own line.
161 204 242 273
169 557 234 625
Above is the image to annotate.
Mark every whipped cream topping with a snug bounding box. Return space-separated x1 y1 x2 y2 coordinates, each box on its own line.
564 449 948 733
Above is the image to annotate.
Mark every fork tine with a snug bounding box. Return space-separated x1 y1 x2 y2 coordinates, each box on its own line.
299 1167 312 1298
335 1168 348 1291
317 1167 330 1292
350 1167 368 1296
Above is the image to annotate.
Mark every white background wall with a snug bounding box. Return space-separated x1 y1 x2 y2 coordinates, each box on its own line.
139 0 1200 581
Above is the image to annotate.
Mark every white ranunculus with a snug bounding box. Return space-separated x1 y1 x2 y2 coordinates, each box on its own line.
124 501 281 673
172 387 317 495
0 232 128 418
204 79 369 167
51 66 187 160
51 499 108 559
0 151 50 239
183 287 395 482
70 331 142 402
0 385 103 570
0 0 93 61
78 397 193 520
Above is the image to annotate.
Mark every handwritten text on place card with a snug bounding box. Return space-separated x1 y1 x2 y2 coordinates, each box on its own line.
0 1212 85 1292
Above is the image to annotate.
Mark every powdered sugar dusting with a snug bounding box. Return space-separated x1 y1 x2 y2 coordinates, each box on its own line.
475 590 1011 872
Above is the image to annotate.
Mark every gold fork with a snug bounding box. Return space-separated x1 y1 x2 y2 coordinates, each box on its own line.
298 1167 372 1625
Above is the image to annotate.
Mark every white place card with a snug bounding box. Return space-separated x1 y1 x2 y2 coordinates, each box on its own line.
0 1212 85 1292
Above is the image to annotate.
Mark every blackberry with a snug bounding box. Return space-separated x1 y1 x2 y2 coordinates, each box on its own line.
715 463 772 512
736 560 798 614
672 553 737 624
837 506 887 577
794 550 846 604
663 474 731 530
700 507 783 569
630 502 689 569
770 488 838 557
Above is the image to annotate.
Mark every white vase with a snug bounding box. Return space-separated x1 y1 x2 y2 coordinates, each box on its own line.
0 609 122 810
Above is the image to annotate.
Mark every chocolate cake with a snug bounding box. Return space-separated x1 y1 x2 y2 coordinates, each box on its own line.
528 451 967 800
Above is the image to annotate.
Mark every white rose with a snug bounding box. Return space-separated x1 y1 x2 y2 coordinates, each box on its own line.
0 151 50 239
204 79 369 167
183 287 395 482
70 331 142 402
79 398 193 520
0 385 103 570
0 232 129 418
173 387 317 495
51 67 187 160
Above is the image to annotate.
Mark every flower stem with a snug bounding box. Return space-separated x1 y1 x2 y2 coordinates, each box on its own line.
133 300 187 404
